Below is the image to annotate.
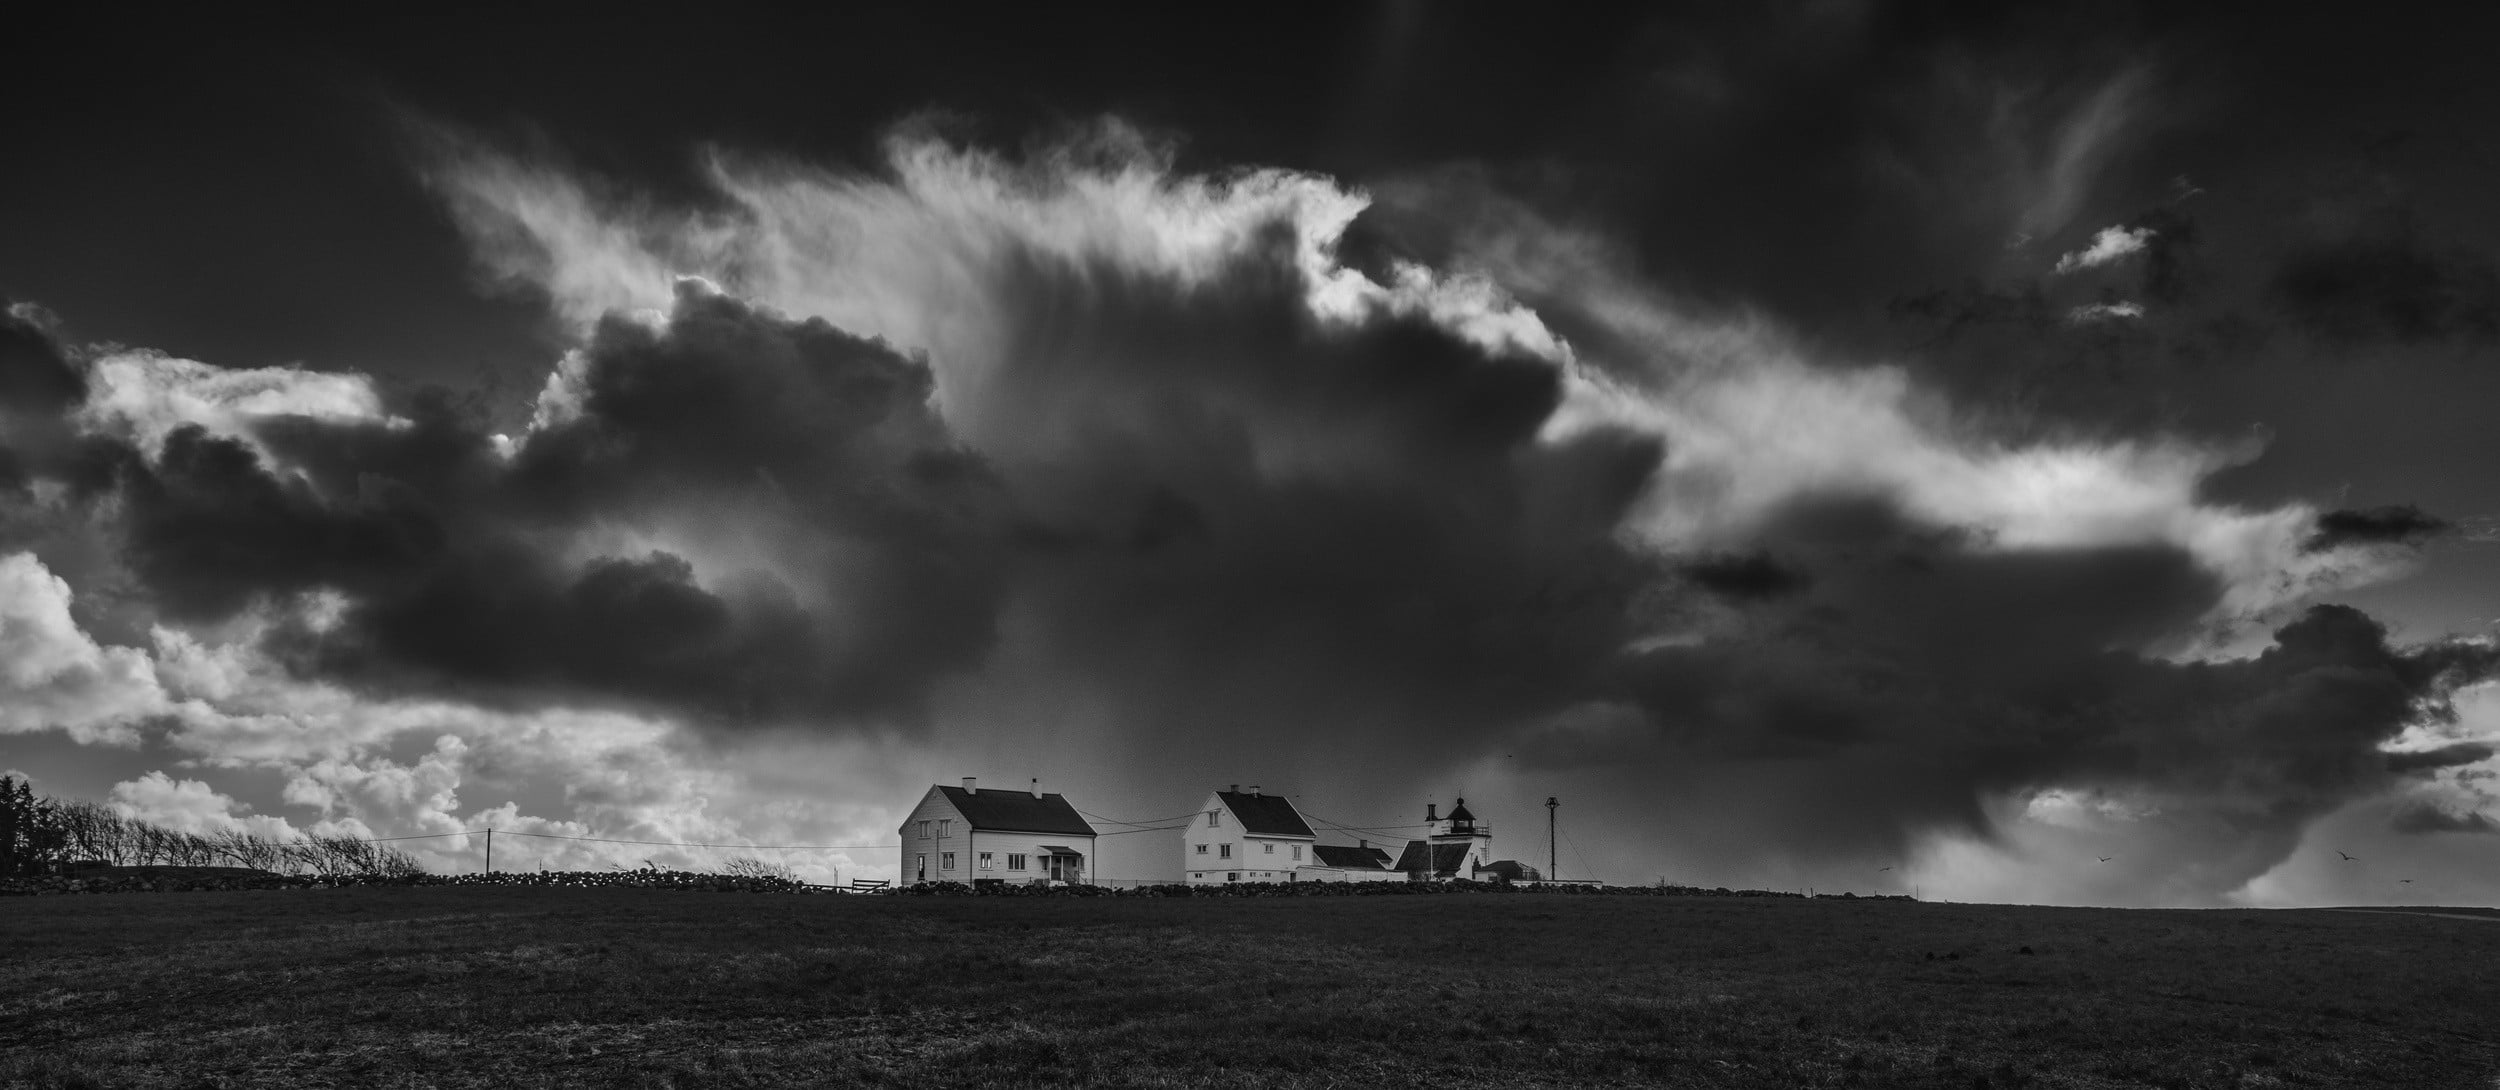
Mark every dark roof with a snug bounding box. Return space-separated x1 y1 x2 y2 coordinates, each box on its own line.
1311 844 1393 870
1446 799 1477 824
1478 859 1542 882
1393 841 1476 877
1217 790 1315 838
936 786 1096 837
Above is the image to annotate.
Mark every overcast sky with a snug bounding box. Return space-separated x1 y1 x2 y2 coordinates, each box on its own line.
5 4 2500 905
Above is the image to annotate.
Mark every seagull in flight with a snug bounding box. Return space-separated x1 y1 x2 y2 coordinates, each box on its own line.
2400 879 2414 885
2098 856 2113 863
1877 866 1893 872
2337 851 2358 861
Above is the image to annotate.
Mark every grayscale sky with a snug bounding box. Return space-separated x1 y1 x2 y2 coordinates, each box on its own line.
5 3 2499 905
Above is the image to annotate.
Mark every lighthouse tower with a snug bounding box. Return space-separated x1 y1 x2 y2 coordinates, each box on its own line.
1400 798 1493 878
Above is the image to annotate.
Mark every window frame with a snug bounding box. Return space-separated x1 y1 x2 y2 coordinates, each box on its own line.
917 820 930 839
978 851 994 870
1219 844 1232 859
941 851 956 870
1008 853 1027 871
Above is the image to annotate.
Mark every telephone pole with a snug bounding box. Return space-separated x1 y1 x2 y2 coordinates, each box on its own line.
1546 796 1558 882
484 828 493 875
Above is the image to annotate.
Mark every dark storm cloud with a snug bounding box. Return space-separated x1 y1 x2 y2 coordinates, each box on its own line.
2268 228 2500 344
0 303 87 418
2303 504 2453 553
1681 551 1810 600
944 238 1669 770
0 305 146 560
1576 491 2500 860
95 285 1005 725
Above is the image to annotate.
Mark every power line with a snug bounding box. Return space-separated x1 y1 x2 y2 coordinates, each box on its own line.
1301 811 1431 841
1096 823 1191 836
364 830 485 843
1558 822 1600 884
1079 808 1206 828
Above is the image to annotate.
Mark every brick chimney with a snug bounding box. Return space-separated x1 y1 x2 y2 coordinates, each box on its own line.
1029 778 1042 798
1426 803 1438 822
1229 783 1239 794
1249 785 1261 797
962 777 977 794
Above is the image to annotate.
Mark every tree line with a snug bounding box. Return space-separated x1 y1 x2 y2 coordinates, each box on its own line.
0 775 421 878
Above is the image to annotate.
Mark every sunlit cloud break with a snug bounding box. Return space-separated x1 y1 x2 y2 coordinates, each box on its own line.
2053 224 2156 274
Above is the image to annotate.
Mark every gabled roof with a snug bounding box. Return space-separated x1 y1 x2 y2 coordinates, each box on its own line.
935 786 1096 837
1394 840 1477 877
1216 790 1315 838
1311 844 1393 870
1445 799 1477 824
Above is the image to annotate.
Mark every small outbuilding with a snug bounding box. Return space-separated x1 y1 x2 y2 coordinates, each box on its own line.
1304 841 1401 882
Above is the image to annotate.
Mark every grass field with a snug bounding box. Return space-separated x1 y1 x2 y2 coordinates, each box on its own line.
4 889 2497 1088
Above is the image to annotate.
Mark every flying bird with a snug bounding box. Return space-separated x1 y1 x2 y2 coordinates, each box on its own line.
2098 856 2113 863
1877 866 1892 872
2337 851 2358 861
2400 879 2414 884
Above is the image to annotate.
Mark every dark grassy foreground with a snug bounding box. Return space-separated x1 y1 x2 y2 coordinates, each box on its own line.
4 889 2496 1088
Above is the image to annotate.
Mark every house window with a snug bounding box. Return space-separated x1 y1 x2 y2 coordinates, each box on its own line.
917 820 930 839
979 852 994 870
937 820 952 838
941 852 956 870
1219 844 1232 859
915 853 926 879
1208 811 1221 828
1264 843 1274 854
1227 872 1239 882
1192 873 1203 880
1195 843 1208 855
1292 846 1302 861
1008 854 1027 871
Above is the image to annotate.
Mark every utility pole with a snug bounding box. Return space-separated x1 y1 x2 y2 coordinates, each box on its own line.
484 828 493 875
1546 797 1558 883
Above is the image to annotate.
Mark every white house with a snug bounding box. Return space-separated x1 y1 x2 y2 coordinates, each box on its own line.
1182 785 1318 884
899 778 1098 886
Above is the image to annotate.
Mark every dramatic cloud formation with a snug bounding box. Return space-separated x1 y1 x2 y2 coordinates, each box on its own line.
4 102 2495 903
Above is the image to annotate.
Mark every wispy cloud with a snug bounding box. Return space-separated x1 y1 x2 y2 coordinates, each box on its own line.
2053 224 2156 274
2066 300 2145 322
